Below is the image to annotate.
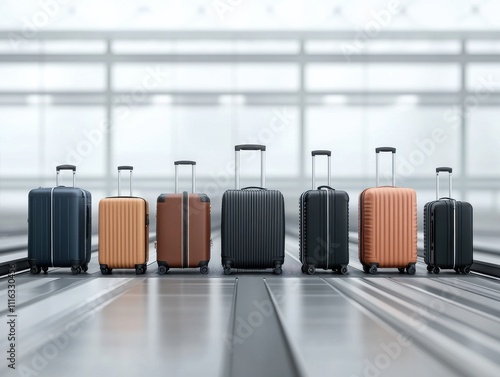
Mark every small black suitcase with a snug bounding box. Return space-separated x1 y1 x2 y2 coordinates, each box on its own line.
28 165 92 275
424 167 473 274
221 144 285 275
299 150 349 275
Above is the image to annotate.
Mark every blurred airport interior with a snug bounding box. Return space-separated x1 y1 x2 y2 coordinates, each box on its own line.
2 2 500 377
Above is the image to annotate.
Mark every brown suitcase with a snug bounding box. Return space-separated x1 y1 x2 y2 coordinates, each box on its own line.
99 166 149 275
358 147 417 275
156 161 211 275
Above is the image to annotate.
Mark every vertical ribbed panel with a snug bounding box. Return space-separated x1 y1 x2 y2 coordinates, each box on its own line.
221 189 285 269
359 187 417 268
299 189 349 269
28 189 52 265
98 197 148 269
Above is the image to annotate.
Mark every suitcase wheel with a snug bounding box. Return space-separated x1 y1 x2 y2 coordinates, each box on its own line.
42 266 49 274
301 264 307 274
100 267 111 275
81 264 88 273
71 266 82 275
158 265 169 275
406 264 416 275
454 267 460 273
273 266 282 275
306 265 316 275
427 265 433 272
200 266 209 275
223 265 232 275
135 266 146 275
460 266 471 274
30 266 41 275
339 266 348 275
433 266 440 274
398 268 405 273
362 265 370 273
368 265 377 275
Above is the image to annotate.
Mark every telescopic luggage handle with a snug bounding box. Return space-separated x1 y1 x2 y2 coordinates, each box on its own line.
174 160 196 193
234 144 266 189
375 147 396 187
311 150 331 189
117 166 133 196
436 167 452 199
56 165 76 187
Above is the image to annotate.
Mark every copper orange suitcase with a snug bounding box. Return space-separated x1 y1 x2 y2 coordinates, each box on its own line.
358 147 417 275
156 161 211 275
99 166 149 275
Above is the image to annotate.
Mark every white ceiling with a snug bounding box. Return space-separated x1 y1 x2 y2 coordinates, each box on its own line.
0 0 499 30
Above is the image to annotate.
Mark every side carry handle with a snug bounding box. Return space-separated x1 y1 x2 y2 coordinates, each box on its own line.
436 167 452 200
234 144 266 189
311 150 331 189
174 160 196 193
375 147 396 187
118 166 133 196
56 165 76 187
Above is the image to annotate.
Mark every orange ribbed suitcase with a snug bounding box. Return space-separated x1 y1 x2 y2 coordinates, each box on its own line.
99 166 149 275
358 147 417 275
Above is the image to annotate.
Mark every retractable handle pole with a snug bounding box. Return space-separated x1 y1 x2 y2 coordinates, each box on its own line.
234 144 266 189
311 150 331 189
117 166 133 196
174 160 196 193
375 147 396 187
436 167 453 200
56 165 76 187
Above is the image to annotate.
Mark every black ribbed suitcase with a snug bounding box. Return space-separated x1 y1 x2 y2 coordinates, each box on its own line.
28 165 92 275
299 150 349 275
424 167 473 274
221 145 285 275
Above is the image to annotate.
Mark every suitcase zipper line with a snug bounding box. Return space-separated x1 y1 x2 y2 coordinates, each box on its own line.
50 187 55 267
453 199 456 270
326 190 329 269
183 192 188 268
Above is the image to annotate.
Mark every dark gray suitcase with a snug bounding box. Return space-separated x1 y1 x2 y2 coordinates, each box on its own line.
28 165 92 275
424 167 473 274
221 144 285 275
299 150 349 275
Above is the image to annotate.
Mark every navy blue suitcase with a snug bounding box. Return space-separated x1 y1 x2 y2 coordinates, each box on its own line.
221 145 285 275
299 150 349 275
424 167 473 274
28 165 92 275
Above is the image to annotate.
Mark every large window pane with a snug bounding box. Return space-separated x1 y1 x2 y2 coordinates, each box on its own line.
0 106 40 176
42 107 107 176
307 64 460 91
306 106 460 179
113 63 298 91
467 108 500 177
112 105 233 185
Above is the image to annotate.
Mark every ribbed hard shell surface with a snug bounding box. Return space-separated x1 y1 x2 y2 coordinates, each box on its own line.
221 189 285 269
98 197 149 268
359 187 417 268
